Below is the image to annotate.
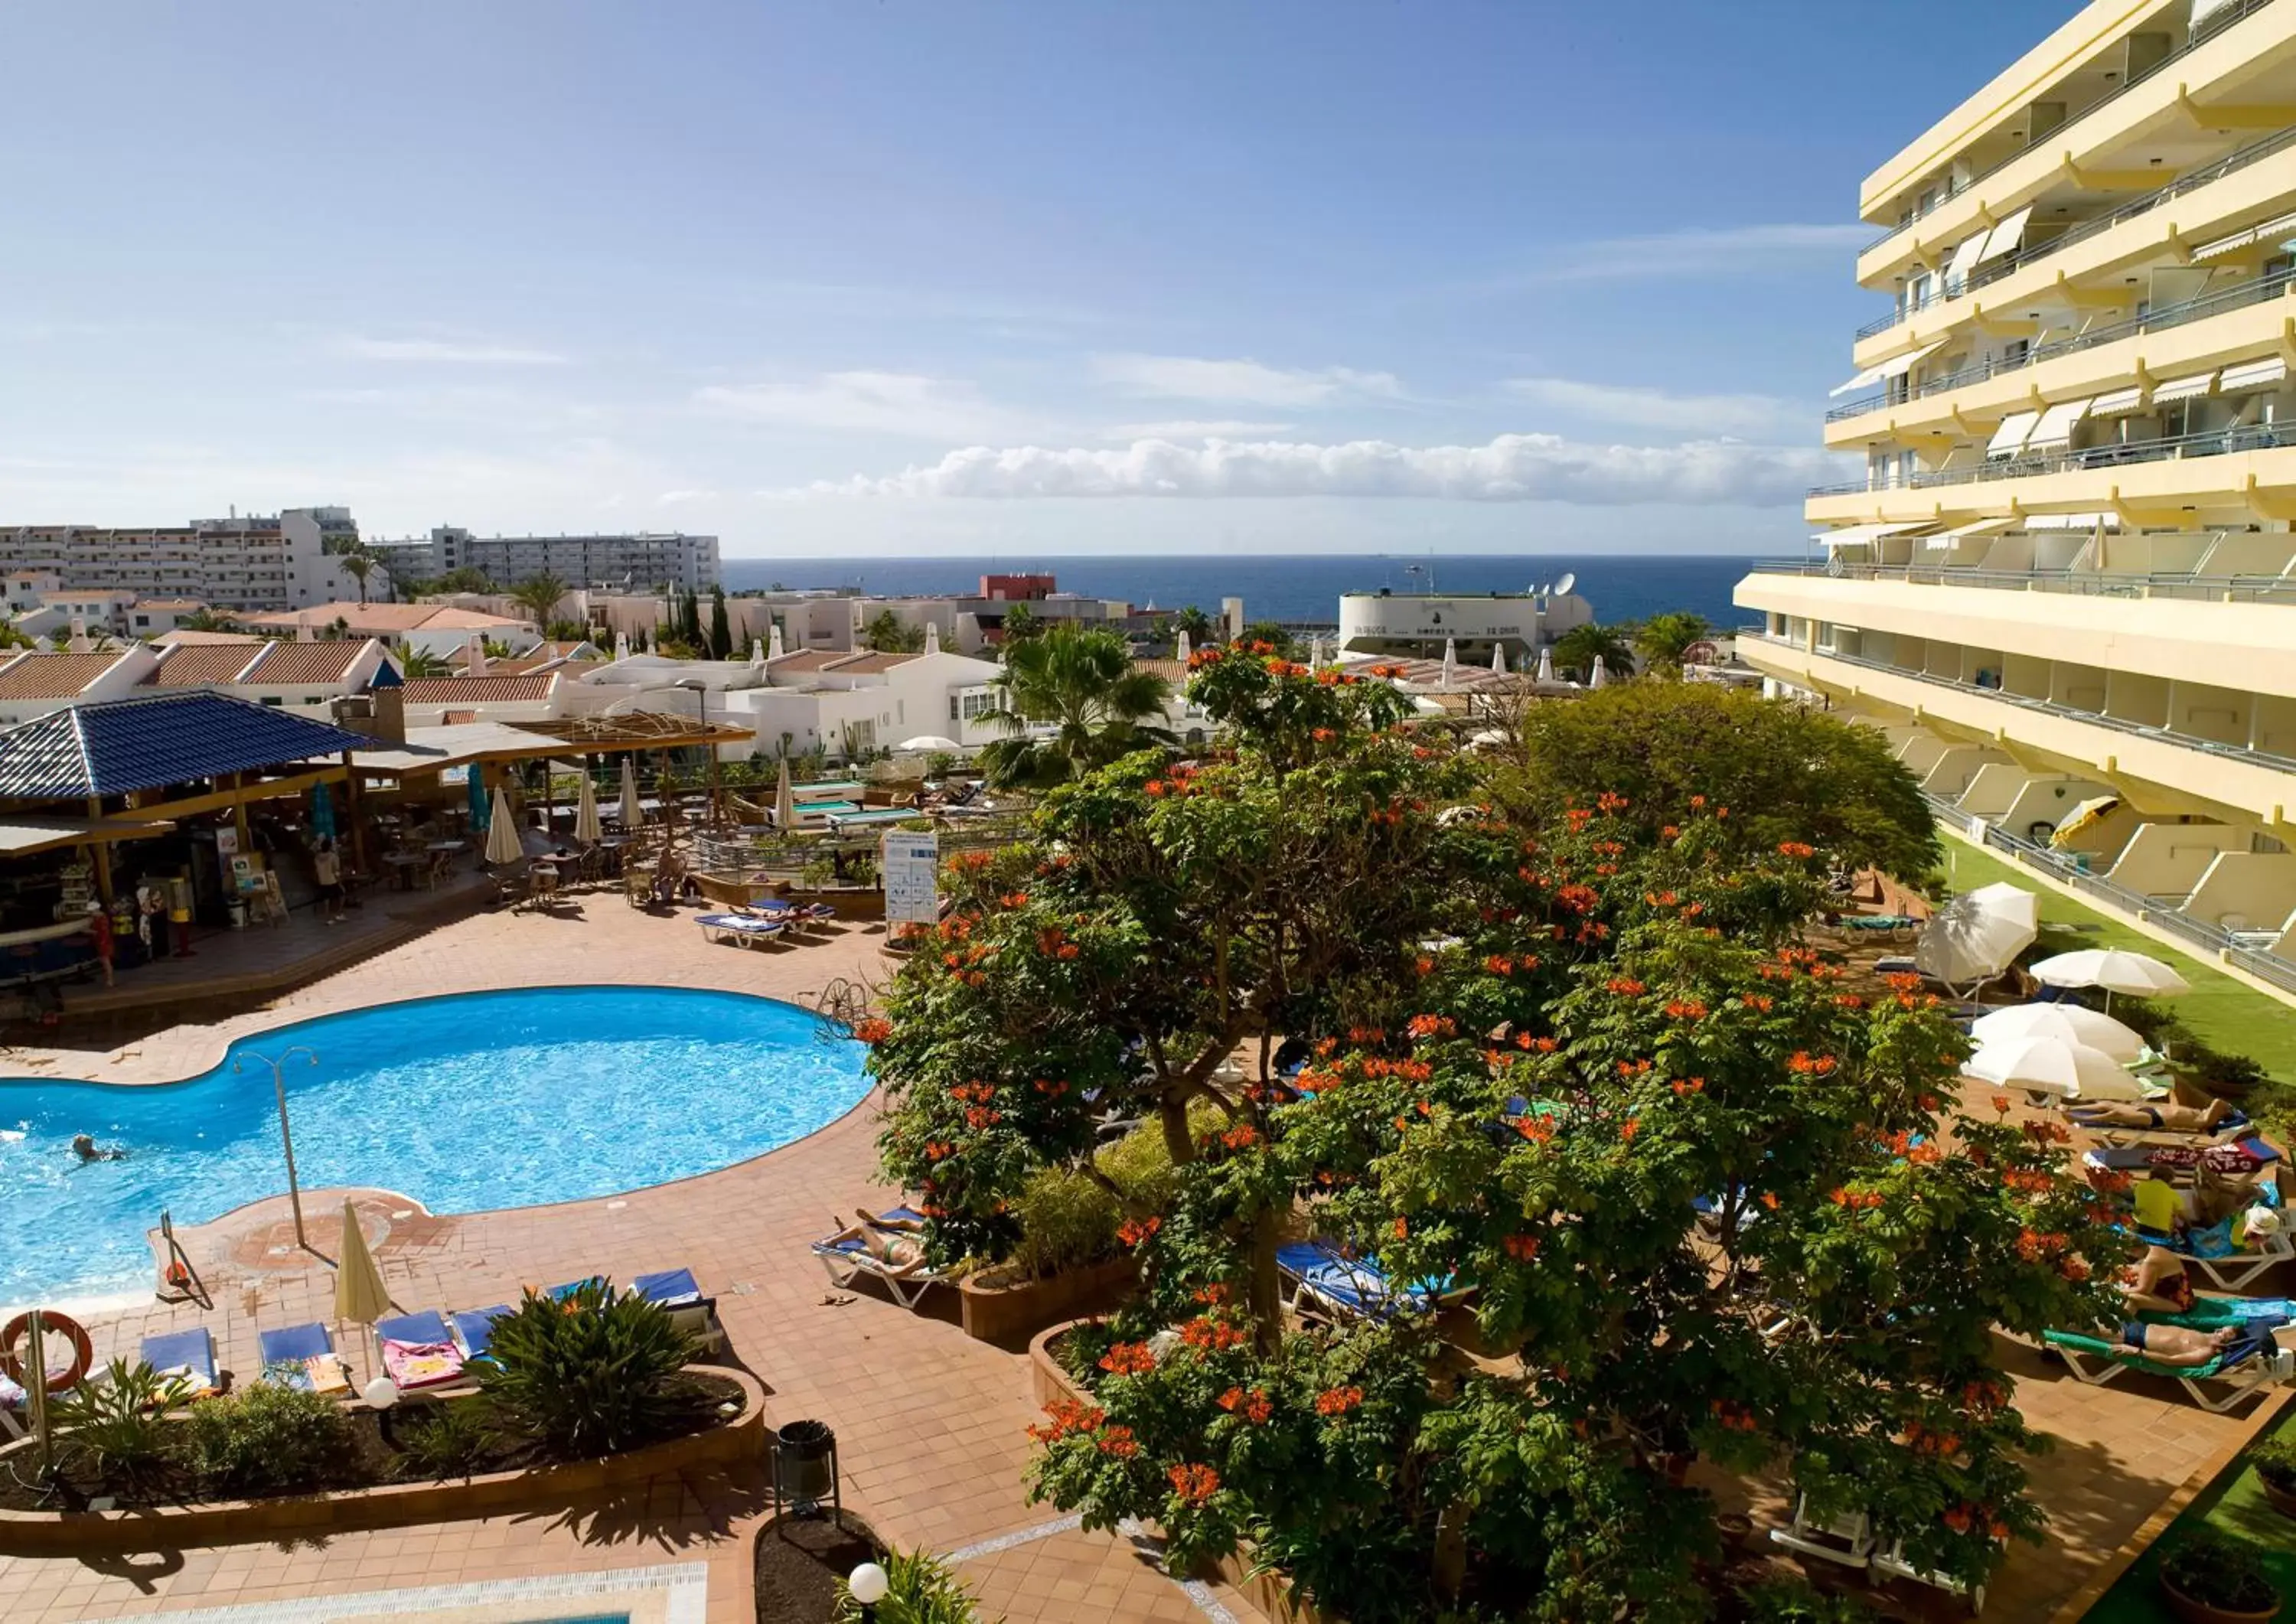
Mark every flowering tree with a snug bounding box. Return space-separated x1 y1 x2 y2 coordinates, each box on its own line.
864 666 2123 1620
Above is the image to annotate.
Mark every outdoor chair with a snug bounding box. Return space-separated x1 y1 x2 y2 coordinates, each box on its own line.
141 1326 223 1401
1277 1239 1456 1322
697 912 785 950
449 1304 513 1363
1871 1537 1986 1613
374 1309 469 1391
255 1322 350 1394
1769 1495 1875 1568
813 1206 944 1308
633 1267 727 1352
2040 1326 2293 1414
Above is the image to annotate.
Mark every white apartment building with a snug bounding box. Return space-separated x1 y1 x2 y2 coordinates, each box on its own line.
369 527 721 592
1737 0 2296 998
0 508 367 612
1337 585 1596 666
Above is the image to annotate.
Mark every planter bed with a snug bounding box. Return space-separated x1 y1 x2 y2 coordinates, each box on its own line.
960 1254 1137 1347
755 1510 887 1623
0 1365 762 1553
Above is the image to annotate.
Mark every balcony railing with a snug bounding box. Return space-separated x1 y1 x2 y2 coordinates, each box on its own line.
1746 557 2296 605
1851 116 2296 344
1859 0 2280 259
1808 413 2296 497
1747 631 2296 777
1831 267 2296 422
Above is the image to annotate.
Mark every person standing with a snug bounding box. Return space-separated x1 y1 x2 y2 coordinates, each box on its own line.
313 836 345 924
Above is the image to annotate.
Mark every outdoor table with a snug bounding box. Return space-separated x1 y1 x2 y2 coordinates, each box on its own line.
424 840 468 887
382 852 424 892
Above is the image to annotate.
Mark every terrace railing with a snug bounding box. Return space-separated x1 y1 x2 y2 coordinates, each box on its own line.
1808 411 2296 497
1743 558 2296 606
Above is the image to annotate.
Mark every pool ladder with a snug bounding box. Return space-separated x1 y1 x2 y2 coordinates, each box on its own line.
155 1210 211 1309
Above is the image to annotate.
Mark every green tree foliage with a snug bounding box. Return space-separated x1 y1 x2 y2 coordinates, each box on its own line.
508 572 572 630
182 1381 357 1497
709 588 733 659
1632 610 1712 673
866 609 927 654
863 662 2122 1621
833 1547 991 1622
974 624 1172 788
1238 619 1301 659
338 548 378 605
48 1359 178 1491
1550 621 1636 680
438 566 497 595
1170 605 1216 647
1000 603 1044 642
1499 681 1940 885
476 1280 697 1457
396 645 451 679
546 618 593 644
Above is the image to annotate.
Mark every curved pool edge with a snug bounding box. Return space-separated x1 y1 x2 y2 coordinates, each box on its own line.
2 980 863 1091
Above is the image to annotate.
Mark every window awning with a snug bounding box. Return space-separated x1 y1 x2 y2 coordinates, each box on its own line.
1918 517 2019 549
2024 396 2095 451
1977 205 2033 265
2219 357 2289 393
1810 521 1932 549
1988 409 2041 457
2151 370 2218 403
2193 0 2242 23
2020 512 2122 530
1829 338 1948 397
2192 210 2296 261
1944 233 1989 289
2086 386 2146 418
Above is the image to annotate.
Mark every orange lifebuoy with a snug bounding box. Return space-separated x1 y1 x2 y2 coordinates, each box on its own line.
0 1310 94 1393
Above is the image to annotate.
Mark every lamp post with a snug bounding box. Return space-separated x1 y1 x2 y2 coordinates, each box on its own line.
846 1561 888 1621
234 1045 319 1251
361 1375 401 1445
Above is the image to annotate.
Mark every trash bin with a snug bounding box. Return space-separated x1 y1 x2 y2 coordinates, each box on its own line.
772 1419 840 1519
226 901 249 930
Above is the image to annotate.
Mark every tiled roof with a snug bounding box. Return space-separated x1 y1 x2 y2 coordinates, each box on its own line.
152 629 267 646
149 644 263 686
241 641 372 685
132 598 208 611
398 677 556 704
0 652 128 700
766 650 850 673
832 652 919 674
243 603 528 633
1133 659 1187 683
0 691 370 800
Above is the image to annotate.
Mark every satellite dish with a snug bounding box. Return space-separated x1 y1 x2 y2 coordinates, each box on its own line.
1535 582 1551 598
1554 571 1577 596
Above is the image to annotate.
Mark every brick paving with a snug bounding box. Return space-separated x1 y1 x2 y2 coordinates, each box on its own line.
0 895 2277 1621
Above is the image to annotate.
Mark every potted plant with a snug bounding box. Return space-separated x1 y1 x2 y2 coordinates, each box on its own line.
2157 1530 2282 1624
2251 1434 2296 1520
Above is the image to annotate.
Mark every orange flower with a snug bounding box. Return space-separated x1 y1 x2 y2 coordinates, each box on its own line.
1392 1217 1409 1240
1169 1463 1221 1505
1118 1215 1162 1248
1619 1117 1641 1143
851 1017 894 1044
1098 1342 1156 1375
1990 1093 2013 1115
1503 1233 1541 1260
1314 1384 1365 1417
1096 1424 1140 1458
1218 1385 1274 1423
1605 977 1647 997
1025 1397 1106 1443
1179 1316 1249 1352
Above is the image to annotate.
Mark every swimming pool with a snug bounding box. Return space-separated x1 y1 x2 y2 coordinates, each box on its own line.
0 986 869 1306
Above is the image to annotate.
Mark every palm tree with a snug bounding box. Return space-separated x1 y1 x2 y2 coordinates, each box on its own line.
976 624 1174 788
397 645 452 679
1632 611 1711 675
1550 622 1636 682
175 608 245 634
338 549 377 605
509 572 571 631
1171 605 1215 647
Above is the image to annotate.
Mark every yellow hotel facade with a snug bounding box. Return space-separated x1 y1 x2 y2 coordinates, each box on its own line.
1737 0 2296 998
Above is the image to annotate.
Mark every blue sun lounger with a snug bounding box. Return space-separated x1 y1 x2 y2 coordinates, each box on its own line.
256 1322 349 1394
140 1327 221 1399
1277 1241 1453 1320
634 1267 726 1352
696 912 784 950
373 1309 468 1391
450 1304 513 1361
813 1206 943 1307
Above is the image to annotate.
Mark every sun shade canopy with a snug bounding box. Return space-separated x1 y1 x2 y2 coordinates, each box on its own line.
0 691 370 802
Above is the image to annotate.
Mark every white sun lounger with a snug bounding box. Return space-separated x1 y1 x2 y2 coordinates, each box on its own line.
812 1206 944 1308
1770 1496 1874 1568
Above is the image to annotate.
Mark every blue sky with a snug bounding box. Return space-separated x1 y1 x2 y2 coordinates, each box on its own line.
4 2 2071 558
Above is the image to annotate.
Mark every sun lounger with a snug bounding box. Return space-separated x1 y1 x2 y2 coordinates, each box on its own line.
1769 1495 1875 1568
1871 1536 1986 1613
375 1310 469 1391
140 1327 222 1400
0 1371 24 1440
1277 1240 1455 1321
2083 1135 2280 1176
2043 1326 2293 1413
697 911 784 950
256 1322 350 1394
450 1304 512 1361
634 1267 727 1352
812 1207 943 1308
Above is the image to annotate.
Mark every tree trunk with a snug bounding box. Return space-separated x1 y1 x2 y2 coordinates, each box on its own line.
1247 1211 1281 1353
1159 1091 1195 1167
1433 1501 1469 1601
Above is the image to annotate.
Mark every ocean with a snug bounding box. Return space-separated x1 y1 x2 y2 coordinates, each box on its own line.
717 554 1760 631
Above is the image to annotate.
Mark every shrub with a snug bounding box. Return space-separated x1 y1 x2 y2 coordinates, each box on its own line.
476 1280 696 1458
2158 1530 2278 1613
1735 1575 1872 1623
833 1547 991 1622
2249 1431 2296 1494
181 1381 355 1497
1009 1166 1120 1280
48 1359 177 1491
393 1398 500 1480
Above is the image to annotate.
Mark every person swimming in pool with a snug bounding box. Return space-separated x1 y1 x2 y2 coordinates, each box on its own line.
70 1133 125 1163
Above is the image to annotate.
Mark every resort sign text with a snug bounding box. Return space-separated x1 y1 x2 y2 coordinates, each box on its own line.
882 830 941 928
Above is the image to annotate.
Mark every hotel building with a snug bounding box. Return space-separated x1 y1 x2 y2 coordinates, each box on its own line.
1736 0 2296 994
367 527 722 593
0 507 367 613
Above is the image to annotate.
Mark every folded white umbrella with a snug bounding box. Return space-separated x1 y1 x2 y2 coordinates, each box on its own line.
619 755 644 829
1969 1003 2144 1064
1965 1035 2145 1101
1914 882 2037 990
2030 948 2190 1000
484 786 523 866
572 772 602 846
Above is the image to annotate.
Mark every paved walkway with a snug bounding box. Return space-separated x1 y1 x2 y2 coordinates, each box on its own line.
0 898 1266 1623
0 895 2275 1622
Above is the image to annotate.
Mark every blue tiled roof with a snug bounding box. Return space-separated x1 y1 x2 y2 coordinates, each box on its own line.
0 691 373 801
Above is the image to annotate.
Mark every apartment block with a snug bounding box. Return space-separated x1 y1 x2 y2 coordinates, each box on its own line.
367 527 721 592
0 508 366 612
1737 0 2296 996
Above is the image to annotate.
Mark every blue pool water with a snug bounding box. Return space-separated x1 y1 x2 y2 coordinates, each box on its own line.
0 986 869 1306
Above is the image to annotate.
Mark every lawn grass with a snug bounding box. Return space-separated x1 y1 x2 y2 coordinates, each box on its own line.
1940 839 2296 1087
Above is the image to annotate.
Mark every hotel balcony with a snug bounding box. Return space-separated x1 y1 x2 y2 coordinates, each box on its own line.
1856 0 2293 289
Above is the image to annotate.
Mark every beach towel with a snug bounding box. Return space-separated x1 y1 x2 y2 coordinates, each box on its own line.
381 1339 466 1391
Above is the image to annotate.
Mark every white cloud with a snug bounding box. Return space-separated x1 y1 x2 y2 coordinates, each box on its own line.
1502 377 1808 439
657 488 718 504
1100 419 1296 442
334 336 570 365
777 432 1836 506
1091 354 1404 407
694 371 1028 441
1497 223 1874 285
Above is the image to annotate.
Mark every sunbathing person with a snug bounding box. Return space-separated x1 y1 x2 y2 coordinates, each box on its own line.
2070 1096 2237 1133
822 1214 929 1276
2123 1244 2197 1317
2108 1319 2270 1368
